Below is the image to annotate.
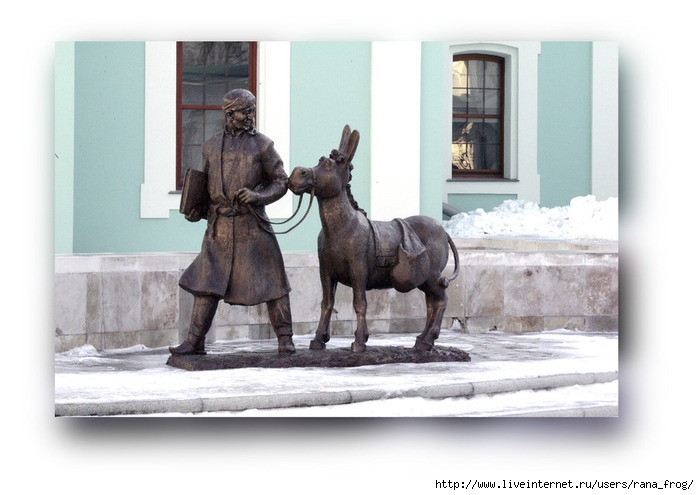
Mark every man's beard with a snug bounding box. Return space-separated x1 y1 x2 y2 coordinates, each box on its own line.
229 118 255 133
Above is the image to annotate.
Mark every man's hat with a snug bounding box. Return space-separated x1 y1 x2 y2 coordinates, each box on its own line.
222 89 256 113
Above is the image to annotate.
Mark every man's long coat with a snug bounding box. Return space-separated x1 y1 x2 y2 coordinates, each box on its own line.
179 129 291 306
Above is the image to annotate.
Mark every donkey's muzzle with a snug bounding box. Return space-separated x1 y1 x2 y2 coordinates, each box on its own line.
288 167 315 195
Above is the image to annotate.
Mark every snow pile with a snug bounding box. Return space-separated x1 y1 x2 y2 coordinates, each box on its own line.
443 195 618 241
56 344 101 358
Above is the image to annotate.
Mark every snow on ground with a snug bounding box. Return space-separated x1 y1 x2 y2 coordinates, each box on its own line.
443 195 618 241
55 331 618 417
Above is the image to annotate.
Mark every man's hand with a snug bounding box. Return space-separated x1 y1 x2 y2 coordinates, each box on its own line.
233 188 260 205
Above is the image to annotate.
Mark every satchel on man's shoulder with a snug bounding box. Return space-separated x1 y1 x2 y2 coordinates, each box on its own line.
179 168 209 220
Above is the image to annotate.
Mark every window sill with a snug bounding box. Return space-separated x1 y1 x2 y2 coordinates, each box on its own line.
448 178 519 183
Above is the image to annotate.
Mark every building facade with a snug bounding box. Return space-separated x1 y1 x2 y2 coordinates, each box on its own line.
55 40 618 256
54 41 618 351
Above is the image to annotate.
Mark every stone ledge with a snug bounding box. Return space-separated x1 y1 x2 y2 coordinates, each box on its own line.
54 243 618 352
453 237 618 252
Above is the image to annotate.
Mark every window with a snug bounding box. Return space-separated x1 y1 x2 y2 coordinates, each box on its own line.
141 42 290 219
451 54 505 178
176 42 257 189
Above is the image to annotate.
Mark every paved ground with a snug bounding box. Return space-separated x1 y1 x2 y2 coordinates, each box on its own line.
54 329 618 417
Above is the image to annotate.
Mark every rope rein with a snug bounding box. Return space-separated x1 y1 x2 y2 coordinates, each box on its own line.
248 169 316 235
247 188 315 235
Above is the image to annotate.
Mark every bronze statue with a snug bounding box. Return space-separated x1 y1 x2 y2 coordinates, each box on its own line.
171 89 296 356
288 125 460 353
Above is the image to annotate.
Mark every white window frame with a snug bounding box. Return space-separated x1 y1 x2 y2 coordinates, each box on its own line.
444 42 541 204
140 41 291 219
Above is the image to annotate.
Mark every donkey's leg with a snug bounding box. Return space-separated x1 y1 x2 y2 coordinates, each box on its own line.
310 268 337 350
350 286 370 353
414 281 448 351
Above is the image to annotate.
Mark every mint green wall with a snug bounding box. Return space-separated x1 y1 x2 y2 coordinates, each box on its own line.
72 42 205 254
420 42 448 220
538 42 593 207
55 42 75 254
73 42 144 253
448 194 517 214
61 41 597 255
279 42 372 252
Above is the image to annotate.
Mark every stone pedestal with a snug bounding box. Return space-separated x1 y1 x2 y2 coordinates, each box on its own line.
166 345 471 371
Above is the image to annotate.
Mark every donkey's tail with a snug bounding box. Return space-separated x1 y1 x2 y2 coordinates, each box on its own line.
439 234 460 288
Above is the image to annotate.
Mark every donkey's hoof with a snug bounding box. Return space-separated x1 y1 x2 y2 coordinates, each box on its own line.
309 339 326 351
278 336 296 354
414 339 433 352
350 342 367 353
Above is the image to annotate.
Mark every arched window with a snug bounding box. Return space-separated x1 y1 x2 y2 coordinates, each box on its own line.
451 54 505 178
176 42 257 189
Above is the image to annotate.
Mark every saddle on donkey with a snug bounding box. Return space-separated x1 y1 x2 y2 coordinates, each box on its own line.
370 218 431 293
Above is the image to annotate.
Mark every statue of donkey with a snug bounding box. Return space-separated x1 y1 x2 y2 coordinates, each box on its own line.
288 125 460 353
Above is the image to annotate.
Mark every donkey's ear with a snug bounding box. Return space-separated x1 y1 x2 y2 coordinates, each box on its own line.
346 129 360 164
338 125 351 154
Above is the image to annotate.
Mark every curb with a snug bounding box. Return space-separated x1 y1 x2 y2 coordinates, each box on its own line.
55 371 617 417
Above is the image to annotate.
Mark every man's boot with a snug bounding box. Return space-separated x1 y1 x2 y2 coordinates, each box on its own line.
169 295 218 356
168 324 207 355
268 295 296 354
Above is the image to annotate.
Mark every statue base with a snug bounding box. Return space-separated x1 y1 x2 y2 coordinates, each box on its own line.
166 345 470 371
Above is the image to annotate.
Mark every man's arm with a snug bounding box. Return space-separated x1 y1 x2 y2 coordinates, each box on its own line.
236 139 288 206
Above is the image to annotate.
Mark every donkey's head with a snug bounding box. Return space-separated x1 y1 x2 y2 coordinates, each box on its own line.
289 125 359 200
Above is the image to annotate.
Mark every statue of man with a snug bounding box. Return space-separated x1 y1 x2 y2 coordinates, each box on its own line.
170 88 296 355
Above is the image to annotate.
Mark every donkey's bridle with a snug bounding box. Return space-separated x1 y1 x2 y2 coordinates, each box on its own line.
247 167 316 235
